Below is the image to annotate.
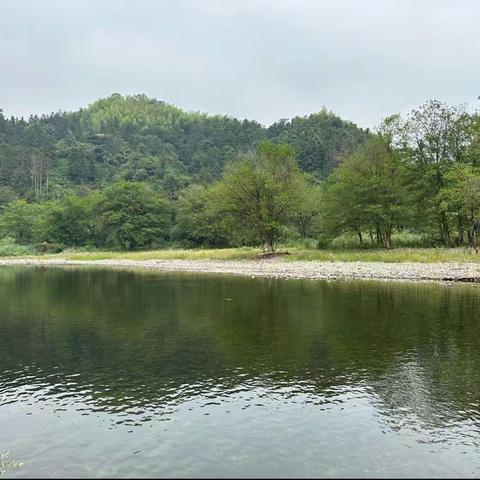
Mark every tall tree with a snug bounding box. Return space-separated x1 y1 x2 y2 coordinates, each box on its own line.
321 135 412 248
400 100 472 245
172 184 231 247
213 142 307 252
99 182 171 250
0 200 45 244
441 164 480 248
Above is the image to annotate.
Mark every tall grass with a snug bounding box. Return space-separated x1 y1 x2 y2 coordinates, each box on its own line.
60 247 258 261
4 232 480 263
282 247 480 263
23 246 480 263
328 231 436 249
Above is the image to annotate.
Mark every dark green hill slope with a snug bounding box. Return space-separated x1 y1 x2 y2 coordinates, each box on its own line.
0 93 368 203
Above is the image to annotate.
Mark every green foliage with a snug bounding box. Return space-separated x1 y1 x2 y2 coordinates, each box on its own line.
0 186 17 212
172 184 231 247
397 100 473 245
41 194 99 247
441 164 480 248
327 231 435 250
0 200 45 244
0 94 365 199
320 135 412 248
1 94 480 254
267 108 369 177
290 176 322 239
99 182 172 250
211 142 316 251
0 237 31 256
83 93 188 137
34 241 64 254
56 136 96 184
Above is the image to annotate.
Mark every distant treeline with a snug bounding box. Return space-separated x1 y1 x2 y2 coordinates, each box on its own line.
0 94 479 252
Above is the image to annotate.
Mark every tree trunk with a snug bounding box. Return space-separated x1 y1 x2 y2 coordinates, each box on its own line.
439 212 451 246
368 228 374 245
457 216 464 246
356 229 363 247
385 227 392 249
376 224 381 247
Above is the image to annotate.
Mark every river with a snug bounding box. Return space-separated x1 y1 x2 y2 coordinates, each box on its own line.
1 267 480 477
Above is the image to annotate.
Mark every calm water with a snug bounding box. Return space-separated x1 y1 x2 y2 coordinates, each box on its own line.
1 267 480 478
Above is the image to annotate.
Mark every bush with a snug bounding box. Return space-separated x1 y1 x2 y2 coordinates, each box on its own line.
279 237 318 250
0 237 32 256
316 235 331 249
34 242 64 254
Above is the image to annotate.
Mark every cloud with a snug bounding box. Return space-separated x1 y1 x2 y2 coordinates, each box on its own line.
0 0 479 127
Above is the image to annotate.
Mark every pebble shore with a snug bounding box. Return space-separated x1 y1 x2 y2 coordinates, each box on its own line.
1 257 480 283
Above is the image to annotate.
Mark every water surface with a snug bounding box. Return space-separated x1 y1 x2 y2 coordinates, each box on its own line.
1 267 480 478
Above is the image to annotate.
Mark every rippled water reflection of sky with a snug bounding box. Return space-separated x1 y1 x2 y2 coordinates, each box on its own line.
1 267 480 477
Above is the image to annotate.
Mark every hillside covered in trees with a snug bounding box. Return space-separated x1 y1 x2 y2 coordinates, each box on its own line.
1 94 479 253
0 93 367 198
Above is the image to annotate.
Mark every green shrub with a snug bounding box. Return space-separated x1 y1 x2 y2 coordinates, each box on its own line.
34 242 64 254
0 237 32 256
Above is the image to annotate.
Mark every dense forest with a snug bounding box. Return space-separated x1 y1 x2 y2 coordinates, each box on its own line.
0 93 479 253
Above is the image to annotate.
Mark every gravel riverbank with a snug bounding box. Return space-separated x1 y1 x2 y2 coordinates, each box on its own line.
1 257 480 283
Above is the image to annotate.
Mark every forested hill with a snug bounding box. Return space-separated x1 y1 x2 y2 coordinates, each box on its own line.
0 93 369 202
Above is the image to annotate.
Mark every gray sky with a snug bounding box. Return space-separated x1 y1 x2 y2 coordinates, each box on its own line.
1 0 479 128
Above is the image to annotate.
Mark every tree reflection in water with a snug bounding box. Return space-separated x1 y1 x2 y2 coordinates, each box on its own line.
1 267 480 476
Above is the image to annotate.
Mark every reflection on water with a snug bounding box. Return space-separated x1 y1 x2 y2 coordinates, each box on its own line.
1 267 480 477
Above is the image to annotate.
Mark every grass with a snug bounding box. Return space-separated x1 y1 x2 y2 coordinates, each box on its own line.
281 247 480 263
49 246 259 261
328 231 434 249
7 245 480 263
7 230 474 264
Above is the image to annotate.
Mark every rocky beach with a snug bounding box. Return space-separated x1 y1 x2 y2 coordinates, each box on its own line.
1 257 480 283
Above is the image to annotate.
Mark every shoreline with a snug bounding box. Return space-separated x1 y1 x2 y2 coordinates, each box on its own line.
1 257 480 283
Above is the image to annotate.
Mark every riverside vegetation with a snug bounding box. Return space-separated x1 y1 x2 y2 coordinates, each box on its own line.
1 94 480 258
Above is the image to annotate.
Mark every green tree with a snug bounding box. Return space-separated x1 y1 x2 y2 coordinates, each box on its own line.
172 184 231 247
321 136 412 248
442 164 480 248
0 186 18 212
400 100 472 245
0 200 45 244
267 109 369 176
41 193 105 247
290 176 322 240
466 113 480 167
56 137 96 184
214 142 304 252
99 182 171 250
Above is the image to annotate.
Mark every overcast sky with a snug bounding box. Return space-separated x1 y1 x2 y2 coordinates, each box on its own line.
1 0 479 128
